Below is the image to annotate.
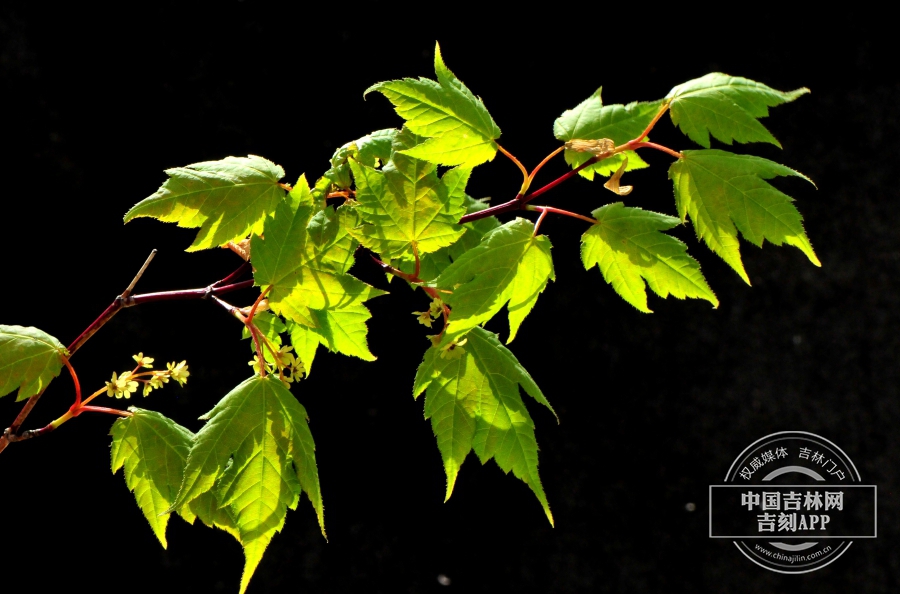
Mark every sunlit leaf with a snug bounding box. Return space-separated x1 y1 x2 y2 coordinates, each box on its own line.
0 325 67 401
252 176 384 363
366 43 501 168
669 149 818 283
171 376 323 594
666 73 808 148
433 218 554 343
554 88 661 180
413 327 555 523
347 129 467 259
124 155 286 251
581 202 718 312
110 408 196 548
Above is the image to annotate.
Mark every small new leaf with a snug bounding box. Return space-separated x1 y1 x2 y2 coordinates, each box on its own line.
365 43 501 168
666 73 809 148
325 128 398 188
110 408 196 548
581 203 718 313
124 155 286 251
553 88 661 180
171 376 323 594
0 325 68 401
669 150 819 284
413 327 555 523
432 218 554 343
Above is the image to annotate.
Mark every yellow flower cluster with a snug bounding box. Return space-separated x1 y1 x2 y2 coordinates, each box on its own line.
104 353 189 399
248 345 305 386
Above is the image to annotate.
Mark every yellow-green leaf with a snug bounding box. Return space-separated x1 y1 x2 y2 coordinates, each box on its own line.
666 73 808 148
553 88 661 180
171 376 323 594
365 43 501 168
669 150 818 284
581 202 718 312
0 325 67 401
347 129 468 259
251 176 384 362
124 155 286 251
432 218 554 343
413 327 555 523
110 408 197 548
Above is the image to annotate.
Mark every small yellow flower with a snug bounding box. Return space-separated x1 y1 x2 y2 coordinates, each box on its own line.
105 372 119 397
413 311 433 328
149 371 169 389
132 353 154 369
107 371 139 399
289 358 306 382
167 360 190 386
428 298 444 319
439 338 467 360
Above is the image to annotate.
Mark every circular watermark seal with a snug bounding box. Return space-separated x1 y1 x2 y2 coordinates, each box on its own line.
709 431 876 574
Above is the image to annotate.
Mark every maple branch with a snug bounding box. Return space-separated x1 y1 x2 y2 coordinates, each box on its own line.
0 257 256 453
461 103 678 227
213 294 269 377
210 262 252 288
61 355 82 409
458 152 609 224
369 253 422 284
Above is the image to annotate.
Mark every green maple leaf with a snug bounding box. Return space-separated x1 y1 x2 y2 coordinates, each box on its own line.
110 408 200 548
347 129 468 259
413 327 555 523
251 176 384 363
666 73 808 148
669 150 819 284
124 155 286 251
325 128 399 188
581 203 718 313
0 325 68 401
432 218 554 343
170 376 323 594
553 89 661 180
185 488 240 541
410 196 502 282
365 43 501 168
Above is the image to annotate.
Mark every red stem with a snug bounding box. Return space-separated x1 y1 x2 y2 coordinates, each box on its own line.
533 208 550 235
626 141 683 159
528 205 598 225
2 262 257 451
73 405 132 418
459 103 677 227
210 262 251 288
61 355 82 409
458 154 603 224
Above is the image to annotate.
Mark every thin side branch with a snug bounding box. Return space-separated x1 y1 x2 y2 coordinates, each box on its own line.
1 256 257 452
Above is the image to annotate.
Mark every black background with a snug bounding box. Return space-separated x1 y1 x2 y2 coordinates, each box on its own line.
1 5 897 593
